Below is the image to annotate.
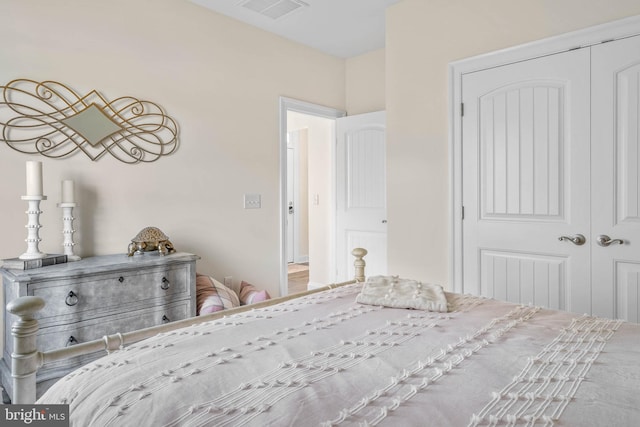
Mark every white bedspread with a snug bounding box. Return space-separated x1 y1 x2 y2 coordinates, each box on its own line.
39 283 640 426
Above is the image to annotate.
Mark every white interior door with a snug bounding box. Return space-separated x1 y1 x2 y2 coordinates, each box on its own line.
336 111 387 282
462 49 591 314
591 35 640 321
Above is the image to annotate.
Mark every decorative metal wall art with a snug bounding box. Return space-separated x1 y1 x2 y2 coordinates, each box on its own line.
0 79 178 163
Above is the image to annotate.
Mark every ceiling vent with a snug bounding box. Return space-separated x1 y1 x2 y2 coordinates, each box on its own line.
238 0 309 20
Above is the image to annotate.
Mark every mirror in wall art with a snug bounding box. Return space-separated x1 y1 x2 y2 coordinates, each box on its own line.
0 79 178 163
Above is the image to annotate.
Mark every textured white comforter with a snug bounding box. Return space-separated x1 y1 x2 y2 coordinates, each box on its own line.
38 282 640 426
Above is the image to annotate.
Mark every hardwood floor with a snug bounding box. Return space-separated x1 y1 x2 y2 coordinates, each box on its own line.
288 263 309 294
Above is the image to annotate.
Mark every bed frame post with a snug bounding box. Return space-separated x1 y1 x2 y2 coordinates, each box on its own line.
6 296 45 404
352 248 367 282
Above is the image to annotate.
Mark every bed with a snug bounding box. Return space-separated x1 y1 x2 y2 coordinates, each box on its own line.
7 249 640 426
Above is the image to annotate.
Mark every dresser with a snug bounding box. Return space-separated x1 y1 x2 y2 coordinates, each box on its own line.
1 252 198 400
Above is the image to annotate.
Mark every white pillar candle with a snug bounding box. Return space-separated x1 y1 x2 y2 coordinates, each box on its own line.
26 161 43 196
61 180 75 203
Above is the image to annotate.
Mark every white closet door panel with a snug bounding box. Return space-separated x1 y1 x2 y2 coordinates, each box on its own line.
616 262 640 323
480 250 565 309
616 63 640 222
592 35 640 320
480 84 564 219
462 49 591 314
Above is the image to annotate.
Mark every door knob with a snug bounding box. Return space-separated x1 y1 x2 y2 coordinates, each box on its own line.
596 235 624 247
558 234 586 245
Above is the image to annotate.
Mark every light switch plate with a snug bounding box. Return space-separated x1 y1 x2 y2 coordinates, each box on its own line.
244 193 261 209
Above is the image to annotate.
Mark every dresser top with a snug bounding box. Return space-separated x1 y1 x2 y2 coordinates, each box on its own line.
0 252 199 282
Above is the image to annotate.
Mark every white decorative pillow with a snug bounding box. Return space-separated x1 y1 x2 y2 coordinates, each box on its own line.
356 275 448 312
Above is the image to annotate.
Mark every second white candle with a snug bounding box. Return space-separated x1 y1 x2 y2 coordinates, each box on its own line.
61 180 75 203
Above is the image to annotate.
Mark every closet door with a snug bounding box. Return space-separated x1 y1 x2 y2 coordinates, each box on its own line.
591 35 640 321
461 49 591 313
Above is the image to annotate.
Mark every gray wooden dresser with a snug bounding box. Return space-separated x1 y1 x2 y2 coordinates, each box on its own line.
0 251 199 400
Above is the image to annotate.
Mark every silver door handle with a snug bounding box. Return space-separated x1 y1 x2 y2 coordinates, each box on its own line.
558 234 586 245
596 235 624 247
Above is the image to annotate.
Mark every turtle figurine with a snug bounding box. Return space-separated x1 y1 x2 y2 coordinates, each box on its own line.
127 226 176 256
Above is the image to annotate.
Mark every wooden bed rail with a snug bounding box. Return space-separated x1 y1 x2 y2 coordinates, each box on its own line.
6 248 367 404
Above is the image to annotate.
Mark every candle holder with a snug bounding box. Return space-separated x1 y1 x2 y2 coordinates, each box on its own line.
18 195 47 260
57 202 81 261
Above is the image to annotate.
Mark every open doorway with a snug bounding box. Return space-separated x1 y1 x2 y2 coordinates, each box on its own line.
286 126 310 294
279 97 345 297
285 111 337 294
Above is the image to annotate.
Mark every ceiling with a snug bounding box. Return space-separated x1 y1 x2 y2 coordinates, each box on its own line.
189 0 402 58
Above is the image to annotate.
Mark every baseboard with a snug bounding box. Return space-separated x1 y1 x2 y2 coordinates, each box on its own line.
294 255 309 264
307 281 324 290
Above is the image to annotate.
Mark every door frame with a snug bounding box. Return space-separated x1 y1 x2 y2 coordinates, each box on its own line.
449 15 640 294
286 138 296 264
279 97 346 297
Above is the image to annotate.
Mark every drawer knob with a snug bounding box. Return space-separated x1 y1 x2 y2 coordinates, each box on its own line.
161 277 170 290
65 291 79 306
118 276 125 283
162 315 170 323
66 335 78 347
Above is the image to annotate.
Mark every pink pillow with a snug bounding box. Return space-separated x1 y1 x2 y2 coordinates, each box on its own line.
196 274 240 315
239 280 271 305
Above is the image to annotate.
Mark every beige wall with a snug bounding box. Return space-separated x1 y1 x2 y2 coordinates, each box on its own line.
0 0 346 305
385 0 640 288
346 48 386 114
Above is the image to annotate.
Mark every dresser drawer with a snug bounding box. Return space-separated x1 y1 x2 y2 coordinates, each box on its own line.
34 300 190 381
37 300 190 352
30 264 190 325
